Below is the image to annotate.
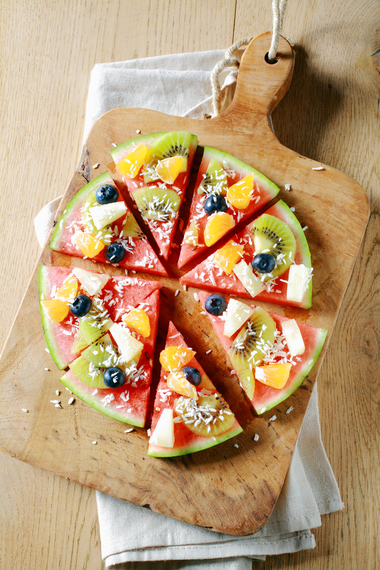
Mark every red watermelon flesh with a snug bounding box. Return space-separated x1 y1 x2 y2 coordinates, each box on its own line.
111 132 198 261
38 265 162 370
60 289 161 427
198 291 327 415
49 171 167 277
180 200 312 309
147 321 243 457
178 147 280 268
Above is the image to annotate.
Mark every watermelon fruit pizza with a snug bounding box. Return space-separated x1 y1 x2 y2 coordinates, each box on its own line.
111 131 198 260
177 147 280 268
198 291 327 414
50 171 167 276
180 200 313 309
39 265 161 370
147 321 243 457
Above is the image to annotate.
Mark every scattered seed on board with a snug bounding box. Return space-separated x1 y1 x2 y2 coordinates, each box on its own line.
22 408 29 413
93 163 100 169
234 443 239 448
254 434 259 441
136 129 141 134
44 368 50 371
312 166 325 171
56 390 60 396
286 406 294 414
55 403 62 409
92 441 97 445
269 415 277 422
285 184 291 191
68 397 75 405
124 428 134 433
205 349 212 354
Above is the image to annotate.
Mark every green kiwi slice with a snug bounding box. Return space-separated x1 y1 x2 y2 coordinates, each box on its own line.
252 214 296 279
69 356 107 389
121 212 145 239
78 302 113 345
81 333 121 368
228 307 276 400
175 394 235 437
81 189 115 245
133 187 181 222
142 131 191 182
197 158 228 195
71 328 89 354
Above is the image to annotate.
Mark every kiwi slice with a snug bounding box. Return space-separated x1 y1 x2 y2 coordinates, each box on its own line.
69 356 107 389
228 307 276 400
133 187 181 222
198 158 228 195
81 333 121 368
71 329 89 354
81 189 115 245
143 131 191 182
252 214 296 279
175 394 235 437
121 212 145 239
79 303 113 345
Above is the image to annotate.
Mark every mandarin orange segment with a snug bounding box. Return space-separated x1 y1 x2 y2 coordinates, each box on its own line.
159 346 196 372
204 212 235 247
122 308 151 338
155 156 184 184
227 174 254 210
117 144 148 178
41 299 70 323
214 240 244 274
254 363 291 389
55 275 78 302
74 231 105 258
166 370 198 399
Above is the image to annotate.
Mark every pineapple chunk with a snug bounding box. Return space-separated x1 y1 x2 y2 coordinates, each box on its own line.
233 259 265 298
223 299 254 338
149 409 175 448
72 267 110 297
89 202 127 231
183 221 199 246
109 323 144 363
155 156 185 184
281 319 305 356
286 264 313 303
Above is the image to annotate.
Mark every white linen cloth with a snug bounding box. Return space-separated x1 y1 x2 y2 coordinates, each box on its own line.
34 48 344 569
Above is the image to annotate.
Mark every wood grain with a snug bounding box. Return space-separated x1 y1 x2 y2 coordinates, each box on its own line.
0 0 379 568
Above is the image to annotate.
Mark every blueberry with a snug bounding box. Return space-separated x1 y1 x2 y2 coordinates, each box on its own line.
105 242 126 263
182 366 202 386
205 293 227 316
95 184 119 204
70 294 92 317
251 253 276 274
103 367 126 388
204 194 228 215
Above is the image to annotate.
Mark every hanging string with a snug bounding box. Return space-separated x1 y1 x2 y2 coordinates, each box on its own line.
210 0 288 116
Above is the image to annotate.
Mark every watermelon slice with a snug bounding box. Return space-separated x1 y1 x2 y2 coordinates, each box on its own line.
198 291 327 414
111 131 198 260
60 289 160 427
180 200 313 309
38 265 161 369
177 147 280 268
50 171 167 277
147 322 243 457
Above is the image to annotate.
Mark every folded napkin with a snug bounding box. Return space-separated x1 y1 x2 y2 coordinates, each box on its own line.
34 47 343 569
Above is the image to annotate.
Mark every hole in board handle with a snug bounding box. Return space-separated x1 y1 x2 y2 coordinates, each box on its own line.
265 52 278 65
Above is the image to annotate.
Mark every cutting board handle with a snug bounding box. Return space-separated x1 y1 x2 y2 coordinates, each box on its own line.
223 32 294 120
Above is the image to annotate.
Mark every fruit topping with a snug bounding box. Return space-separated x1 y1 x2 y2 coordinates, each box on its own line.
70 294 92 317
204 212 235 247
155 156 185 184
103 367 127 388
79 301 113 344
95 184 119 204
183 220 199 246
251 252 276 274
122 308 150 338
120 212 145 239
159 346 196 372
81 334 119 367
223 299 254 338
104 242 126 263
175 394 235 437
89 202 127 231
205 293 227 316
213 240 244 275
286 264 313 303
41 299 69 323
117 144 148 179
226 174 253 210
198 158 228 196
182 366 202 386
233 259 265 298
110 323 144 364
149 409 175 448
69 356 106 389
133 187 181 221
281 319 305 356
54 275 78 302
74 231 105 258
252 214 296 279
204 194 228 215
167 370 198 398
254 363 291 389
72 267 110 297
143 131 191 183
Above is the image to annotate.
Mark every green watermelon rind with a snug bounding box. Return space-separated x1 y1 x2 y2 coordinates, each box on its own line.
147 421 243 457
255 327 328 415
110 132 198 166
60 370 145 427
203 147 280 200
49 171 113 251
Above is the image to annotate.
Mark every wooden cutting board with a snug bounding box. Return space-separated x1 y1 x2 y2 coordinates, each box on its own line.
0 32 369 536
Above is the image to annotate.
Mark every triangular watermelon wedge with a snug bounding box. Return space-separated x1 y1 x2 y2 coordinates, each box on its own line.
39 265 162 369
50 171 168 277
198 291 327 415
111 131 197 260
147 322 243 457
177 147 280 268
60 289 161 427
180 200 313 309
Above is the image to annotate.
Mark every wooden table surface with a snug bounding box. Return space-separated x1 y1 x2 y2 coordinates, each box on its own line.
0 1 379 568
